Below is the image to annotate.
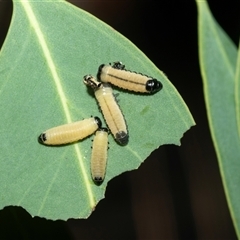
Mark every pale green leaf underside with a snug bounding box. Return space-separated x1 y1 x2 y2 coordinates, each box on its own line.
0 0 194 220
196 0 240 236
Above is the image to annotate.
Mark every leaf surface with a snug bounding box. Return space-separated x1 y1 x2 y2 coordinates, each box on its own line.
0 0 194 220
196 0 240 236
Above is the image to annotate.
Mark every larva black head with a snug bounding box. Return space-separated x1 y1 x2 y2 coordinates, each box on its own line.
97 64 105 80
38 133 47 144
112 61 125 70
83 75 101 90
116 131 129 146
146 79 163 93
98 127 109 133
93 177 104 185
94 116 102 128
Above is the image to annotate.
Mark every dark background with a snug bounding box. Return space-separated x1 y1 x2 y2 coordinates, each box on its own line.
0 0 239 239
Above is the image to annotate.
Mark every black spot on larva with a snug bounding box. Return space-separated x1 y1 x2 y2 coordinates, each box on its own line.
116 131 129 146
112 61 125 70
94 177 103 185
97 64 105 80
99 127 109 133
38 133 47 144
94 116 102 128
146 79 163 93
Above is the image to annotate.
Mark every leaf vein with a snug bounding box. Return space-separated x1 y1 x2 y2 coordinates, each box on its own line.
20 0 94 208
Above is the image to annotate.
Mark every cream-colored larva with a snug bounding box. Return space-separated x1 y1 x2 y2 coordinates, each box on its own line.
91 128 109 184
97 62 163 93
38 117 101 145
83 75 128 145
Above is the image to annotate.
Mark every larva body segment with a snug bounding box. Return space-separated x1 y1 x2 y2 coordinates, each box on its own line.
98 62 163 93
91 128 109 184
38 117 101 145
95 84 128 145
83 75 128 145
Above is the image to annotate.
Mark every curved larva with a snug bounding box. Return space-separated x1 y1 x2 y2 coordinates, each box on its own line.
83 75 128 145
97 62 163 93
38 117 101 145
91 128 109 184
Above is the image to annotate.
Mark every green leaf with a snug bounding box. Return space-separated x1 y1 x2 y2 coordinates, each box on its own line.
196 0 240 237
236 43 240 136
0 0 194 220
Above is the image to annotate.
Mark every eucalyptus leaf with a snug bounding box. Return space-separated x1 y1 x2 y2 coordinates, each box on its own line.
196 0 240 236
236 42 240 136
0 0 194 220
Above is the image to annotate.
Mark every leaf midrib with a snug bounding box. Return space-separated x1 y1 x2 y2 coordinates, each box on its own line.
19 0 95 208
